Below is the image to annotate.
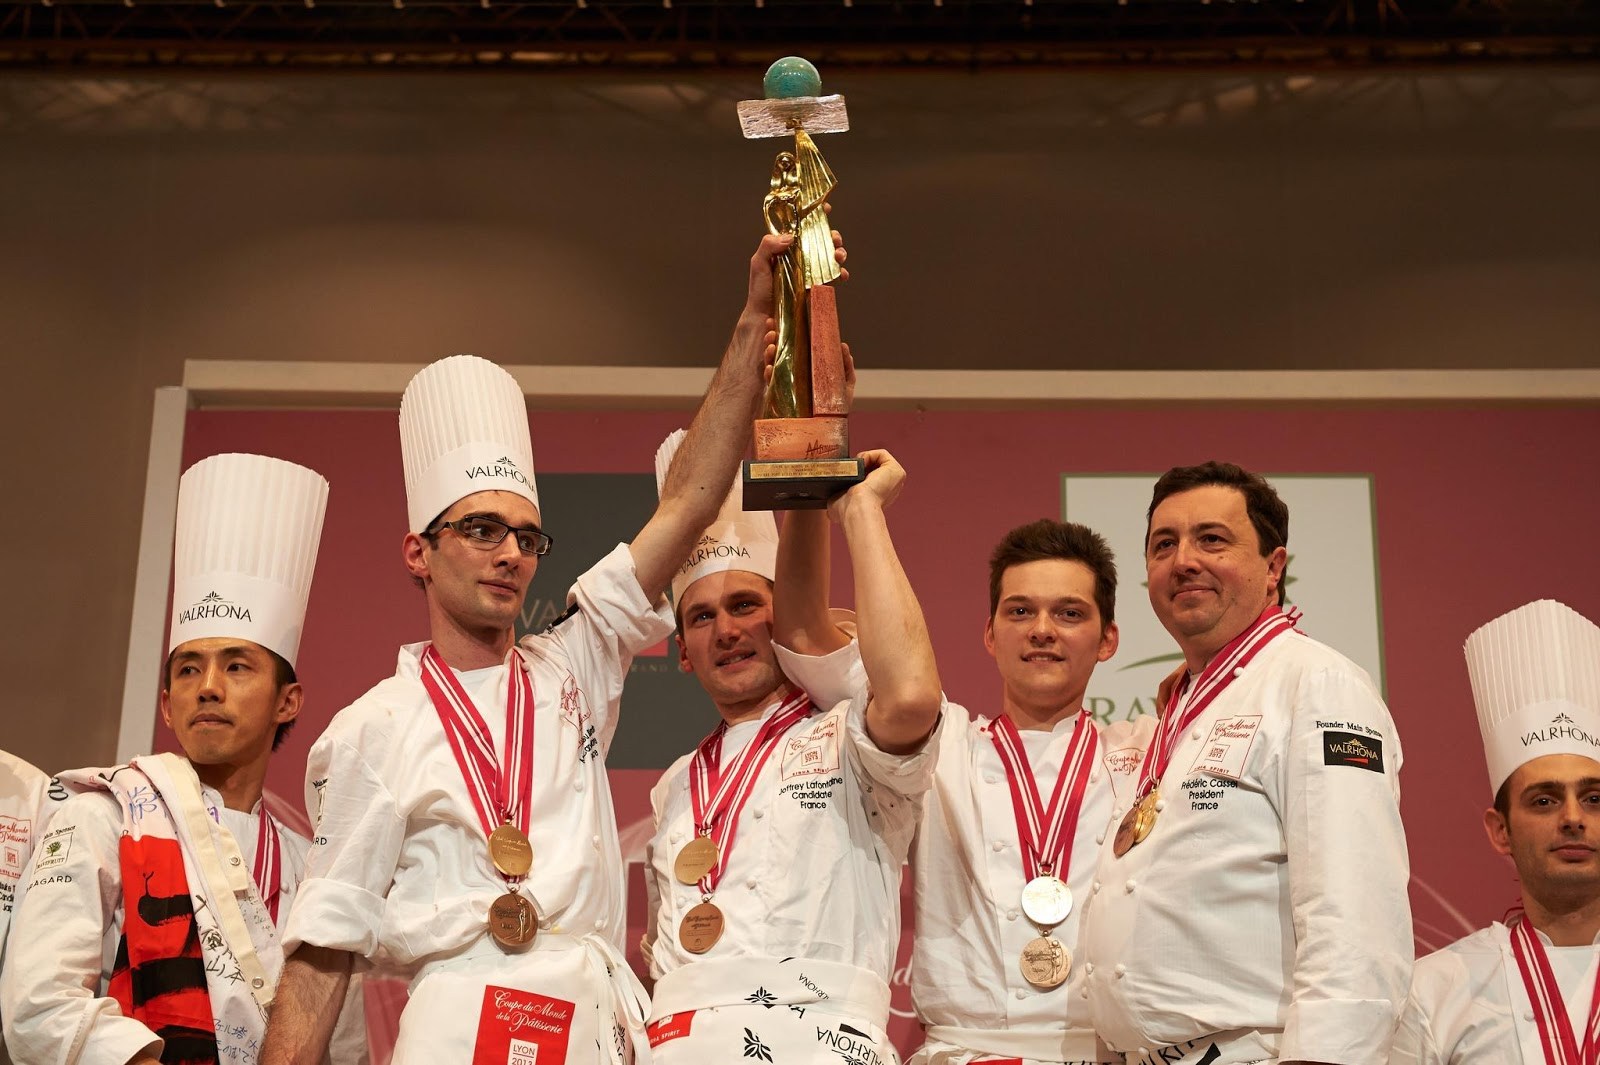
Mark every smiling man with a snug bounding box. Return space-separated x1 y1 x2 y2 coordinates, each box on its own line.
264 235 792 1065
1392 599 1600 1064
639 438 943 1064
1078 461 1411 1065
0 452 363 1065
777 517 1154 1065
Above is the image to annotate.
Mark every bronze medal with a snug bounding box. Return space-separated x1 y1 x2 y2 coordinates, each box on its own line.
1019 935 1071 990
1112 802 1142 858
679 900 725 954
487 891 538 948
488 823 533 878
673 835 719 886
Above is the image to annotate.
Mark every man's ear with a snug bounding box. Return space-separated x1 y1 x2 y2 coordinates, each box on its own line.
1097 621 1120 663
677 634 693 675
276 683 305 729
159 689 174 730
1265 545 1288 595
403 532 430 582
982 615 997 660
1484 805 1513 858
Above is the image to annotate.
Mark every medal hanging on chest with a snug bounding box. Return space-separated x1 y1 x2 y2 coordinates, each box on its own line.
1113 608 1297 858
989 712 1098 990
676 689 814 955
421 645 539 949
1510 914 1600 1065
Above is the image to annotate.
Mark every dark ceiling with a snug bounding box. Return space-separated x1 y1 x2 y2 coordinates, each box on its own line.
1 0 1597 71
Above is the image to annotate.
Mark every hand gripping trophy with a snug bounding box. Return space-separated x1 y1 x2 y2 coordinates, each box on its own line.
740 57 866 511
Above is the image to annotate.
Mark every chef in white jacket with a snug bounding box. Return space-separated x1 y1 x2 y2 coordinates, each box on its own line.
774 515 1154 1065
1 452 364 1065
264 235 793 1065
1391 598 1600 1065
641 440 942 1065
1078 460 1412 1065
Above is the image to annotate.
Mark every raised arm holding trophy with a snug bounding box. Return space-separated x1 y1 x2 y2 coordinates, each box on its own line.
740 57 866 511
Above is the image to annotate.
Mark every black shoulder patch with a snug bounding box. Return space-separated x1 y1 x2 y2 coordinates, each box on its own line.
1322 730 1385 773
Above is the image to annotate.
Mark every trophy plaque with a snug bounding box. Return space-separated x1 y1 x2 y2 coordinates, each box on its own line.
740 56 865 512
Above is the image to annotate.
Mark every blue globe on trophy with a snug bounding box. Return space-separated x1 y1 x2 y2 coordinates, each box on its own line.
763 56 823 100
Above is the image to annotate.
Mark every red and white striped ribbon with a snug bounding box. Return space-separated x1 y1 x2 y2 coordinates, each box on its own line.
1511 913 1600 1065
687 687 814 894
252 810 281 923
1131 606 1299 800
420 645 536 878
988 711 1099 881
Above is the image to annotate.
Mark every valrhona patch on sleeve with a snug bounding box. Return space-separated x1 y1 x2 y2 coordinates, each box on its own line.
1322 730 1385 773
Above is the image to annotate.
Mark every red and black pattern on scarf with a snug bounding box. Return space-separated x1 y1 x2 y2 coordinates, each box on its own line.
108 835 219 1065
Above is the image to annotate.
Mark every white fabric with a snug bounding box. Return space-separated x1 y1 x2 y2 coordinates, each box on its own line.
643 685 944 987
1465 599 1600 794
284 543 672 1062
1392 922 1600 1064
648 957 895 1065
0 762 364 1065
0 751 63 1065
169 453 329 667
1549 943 1596 1022
1078 631 1412 1065
654 428 778 603
400 354 538 533
775 638 1151 1065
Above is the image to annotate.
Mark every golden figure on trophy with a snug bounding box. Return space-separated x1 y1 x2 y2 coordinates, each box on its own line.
740 57 864 511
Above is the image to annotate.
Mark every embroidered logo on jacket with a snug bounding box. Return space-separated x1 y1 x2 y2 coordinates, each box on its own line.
782 719 840 780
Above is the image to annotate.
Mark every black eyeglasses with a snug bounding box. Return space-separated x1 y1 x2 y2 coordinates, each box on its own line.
430 515 554 557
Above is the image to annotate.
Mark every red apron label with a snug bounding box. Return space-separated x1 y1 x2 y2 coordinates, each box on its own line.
646 1010 696 1047
474 985 574 1065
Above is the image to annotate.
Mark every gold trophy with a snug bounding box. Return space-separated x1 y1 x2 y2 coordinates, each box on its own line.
740 57 865 512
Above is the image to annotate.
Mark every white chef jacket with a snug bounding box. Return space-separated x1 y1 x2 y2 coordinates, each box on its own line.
1391 923 1600 1064
1079 630 1412 1065
773 640 1157 1064
0 776 363 1065
283 545 671 1056
1 751 57 962
1 750 63 1065
909 711 1155 1065
643 684 944 985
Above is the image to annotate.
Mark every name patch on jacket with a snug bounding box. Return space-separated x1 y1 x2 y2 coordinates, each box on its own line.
1322 730 1385 773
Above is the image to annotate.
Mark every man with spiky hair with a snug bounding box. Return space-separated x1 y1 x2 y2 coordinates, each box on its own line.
778 516 1153 1064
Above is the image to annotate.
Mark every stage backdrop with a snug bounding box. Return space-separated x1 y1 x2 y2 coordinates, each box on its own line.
155 402 1600 1059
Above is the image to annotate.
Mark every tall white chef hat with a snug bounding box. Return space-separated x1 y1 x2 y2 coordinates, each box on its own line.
169 453 330 668
655 429 778 606
1466 599 1600 796
400 355 538 534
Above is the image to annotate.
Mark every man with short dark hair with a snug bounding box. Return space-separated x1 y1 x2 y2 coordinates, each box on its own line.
1079 461 1411 1065
1 453 363 1065
1392 599 1600 1064
781 516 1153 1064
